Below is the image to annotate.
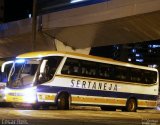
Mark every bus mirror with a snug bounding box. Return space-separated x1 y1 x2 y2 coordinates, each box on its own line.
1 61 13 73
40 60 48 74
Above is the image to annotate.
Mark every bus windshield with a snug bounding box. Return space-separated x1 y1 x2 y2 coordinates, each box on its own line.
7 56 63 88
7 59 41 88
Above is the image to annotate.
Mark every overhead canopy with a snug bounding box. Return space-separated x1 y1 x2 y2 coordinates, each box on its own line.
0 0 160 57
49 10 160 48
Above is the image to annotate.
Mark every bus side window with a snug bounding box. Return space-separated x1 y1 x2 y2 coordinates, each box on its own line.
62 65 70 74
80 62 89 76
115 66 128 82
72 64 80 75
130 69 141 83
80 60 97 77
39 56 62 83
109 66 115 80
98 63 111 79
89 68 96 76
61 58 80 76
114 66 120 80
144 71 157 84
151 72 157 84
130 68 157 84
141 71 148 84
81 67 86 75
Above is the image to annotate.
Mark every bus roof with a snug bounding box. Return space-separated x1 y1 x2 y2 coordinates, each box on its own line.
16 51 157 71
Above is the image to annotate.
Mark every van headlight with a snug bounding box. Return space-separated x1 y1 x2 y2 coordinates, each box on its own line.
23 87 37 103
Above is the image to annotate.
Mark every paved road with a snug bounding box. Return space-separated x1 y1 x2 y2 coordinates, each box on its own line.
0 106 159 125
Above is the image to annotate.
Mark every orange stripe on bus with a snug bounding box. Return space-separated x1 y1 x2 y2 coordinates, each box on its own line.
72 96 126 105
138 100 157 107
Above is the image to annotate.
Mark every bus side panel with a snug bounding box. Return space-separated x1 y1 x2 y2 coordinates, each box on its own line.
36 75 158 108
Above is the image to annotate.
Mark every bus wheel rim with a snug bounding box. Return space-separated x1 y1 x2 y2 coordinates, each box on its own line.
129 100 135 111
58 97 66 108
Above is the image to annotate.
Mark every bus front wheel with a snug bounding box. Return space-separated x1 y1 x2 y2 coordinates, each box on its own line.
125 98 137 112
57 94 70 110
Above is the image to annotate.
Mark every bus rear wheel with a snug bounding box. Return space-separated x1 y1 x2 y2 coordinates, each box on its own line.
126 98 137 112
57 94 70 110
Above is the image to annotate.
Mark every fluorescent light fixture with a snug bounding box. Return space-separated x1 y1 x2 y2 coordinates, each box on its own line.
153 45 160 48
132 49 136 53
15 59 25 63
136 59 144 62
135 54 140 57
148 44 160 48
70 0 87 3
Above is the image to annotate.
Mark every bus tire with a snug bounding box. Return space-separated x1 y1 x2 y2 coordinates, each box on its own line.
100 106 116 111
57 93 70 110
126 98 137 112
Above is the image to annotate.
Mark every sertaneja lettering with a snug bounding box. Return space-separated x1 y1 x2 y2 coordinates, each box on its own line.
71 79 118 91
82 81 86 89
92 82 96 89
98 83 102 90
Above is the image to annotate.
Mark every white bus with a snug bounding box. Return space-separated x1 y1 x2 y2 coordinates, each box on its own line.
5 51 159 111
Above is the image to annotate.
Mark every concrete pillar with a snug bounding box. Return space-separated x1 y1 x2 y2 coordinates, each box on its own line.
55 39 91 55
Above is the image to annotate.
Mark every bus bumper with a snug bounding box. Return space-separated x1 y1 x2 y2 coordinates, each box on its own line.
4 87 37 104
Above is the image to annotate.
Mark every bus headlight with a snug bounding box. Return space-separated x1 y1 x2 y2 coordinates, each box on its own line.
23 87 37 103
4 88 10 95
